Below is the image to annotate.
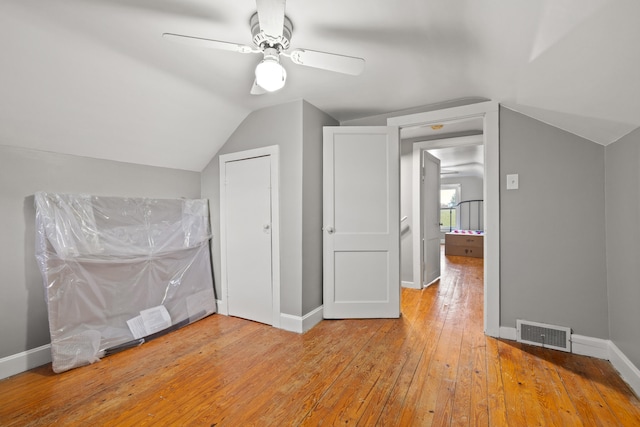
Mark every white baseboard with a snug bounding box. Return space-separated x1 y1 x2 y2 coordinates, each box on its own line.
216 299 228 315
499 326 640 397
280 306 323 334
0 344 51 381
499 326 517 341
216 299 323 334
402 280 420 289
423 277 440 289
608 341 640 398
501 327 609 358
571 334 609 359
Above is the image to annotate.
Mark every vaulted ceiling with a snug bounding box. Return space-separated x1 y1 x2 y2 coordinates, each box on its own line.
1 0 638 171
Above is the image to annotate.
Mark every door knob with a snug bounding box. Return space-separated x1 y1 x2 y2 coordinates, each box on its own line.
263 223 271 233
326 226 335 234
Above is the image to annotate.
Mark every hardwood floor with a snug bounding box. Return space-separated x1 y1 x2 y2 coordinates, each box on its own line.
2 252 640 426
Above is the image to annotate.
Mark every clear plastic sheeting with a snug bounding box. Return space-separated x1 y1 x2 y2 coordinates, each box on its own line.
34 192 216 373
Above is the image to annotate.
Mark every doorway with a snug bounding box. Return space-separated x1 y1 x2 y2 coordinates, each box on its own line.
388 101 500 337
219 146 281 327
403 134 484 288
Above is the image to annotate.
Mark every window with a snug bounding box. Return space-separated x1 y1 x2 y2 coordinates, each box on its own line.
440 184 460 232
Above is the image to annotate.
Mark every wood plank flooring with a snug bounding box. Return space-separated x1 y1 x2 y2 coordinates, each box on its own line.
2 251 640 426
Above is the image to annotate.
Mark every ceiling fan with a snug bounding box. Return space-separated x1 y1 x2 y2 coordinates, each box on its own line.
162 0 365 95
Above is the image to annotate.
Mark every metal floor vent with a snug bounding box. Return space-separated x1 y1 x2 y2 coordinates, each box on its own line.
516 320 572 352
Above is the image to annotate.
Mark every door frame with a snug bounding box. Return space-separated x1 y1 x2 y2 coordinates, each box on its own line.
388 101 500 337
219 145 281 328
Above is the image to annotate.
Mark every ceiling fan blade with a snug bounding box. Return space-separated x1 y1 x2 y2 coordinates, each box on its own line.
256 0 286 38
162 33 258 54
287 49 365 76
250 79 267 95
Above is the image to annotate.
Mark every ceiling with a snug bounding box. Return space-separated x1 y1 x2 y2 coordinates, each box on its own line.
1 0 639 171
429 144 484 179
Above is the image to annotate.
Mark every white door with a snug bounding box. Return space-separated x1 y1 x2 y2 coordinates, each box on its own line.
224 155 272 324
323 126 400 318
422 151 441 286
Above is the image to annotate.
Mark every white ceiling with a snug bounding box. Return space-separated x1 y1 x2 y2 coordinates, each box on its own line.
1 0 639 171
428 144 484 179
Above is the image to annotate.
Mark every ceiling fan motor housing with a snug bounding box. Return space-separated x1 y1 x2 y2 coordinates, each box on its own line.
250 12 292 51
162 4 365 96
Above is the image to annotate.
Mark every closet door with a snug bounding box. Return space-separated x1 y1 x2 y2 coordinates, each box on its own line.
224 155 273 324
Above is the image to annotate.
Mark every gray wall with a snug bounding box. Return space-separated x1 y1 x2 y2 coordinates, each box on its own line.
605 127 640 368
302 102 337 313
200 100 336 318
500 107 608 338
0 145 200 359
443 176 483 209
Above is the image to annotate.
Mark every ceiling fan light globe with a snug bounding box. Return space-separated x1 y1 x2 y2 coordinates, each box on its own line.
255 59 286 92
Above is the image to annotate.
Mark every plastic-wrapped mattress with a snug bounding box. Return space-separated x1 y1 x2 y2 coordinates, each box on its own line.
34 192 216 373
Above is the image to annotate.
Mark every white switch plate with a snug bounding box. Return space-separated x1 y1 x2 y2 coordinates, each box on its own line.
506 174 519 190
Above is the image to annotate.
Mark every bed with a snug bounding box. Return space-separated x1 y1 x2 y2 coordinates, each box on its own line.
445 230 484 258
442 199 484 258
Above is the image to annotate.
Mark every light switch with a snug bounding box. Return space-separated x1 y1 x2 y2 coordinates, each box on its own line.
506 174 519 190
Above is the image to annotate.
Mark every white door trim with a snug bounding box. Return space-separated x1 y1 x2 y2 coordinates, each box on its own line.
388 101 500 337
219 145 281 328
